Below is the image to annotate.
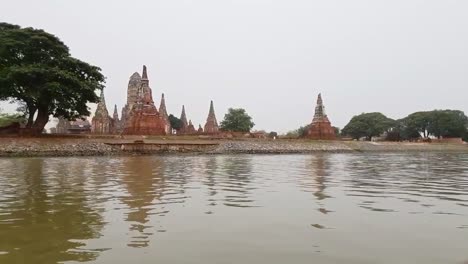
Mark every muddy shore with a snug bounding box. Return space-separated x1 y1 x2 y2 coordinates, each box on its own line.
0 137 467 157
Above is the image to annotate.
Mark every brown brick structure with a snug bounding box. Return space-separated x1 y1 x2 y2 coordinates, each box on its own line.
112 105 122 133
306 93 336 140
159 93 171 134
204 100 219 134
123 66 167 135
179 105 189 134
121 72 141 129
91 90 113 134
187 120 196 134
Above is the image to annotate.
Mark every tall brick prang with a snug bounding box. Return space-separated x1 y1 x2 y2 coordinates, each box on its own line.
121 72 142 129
123 66 167 135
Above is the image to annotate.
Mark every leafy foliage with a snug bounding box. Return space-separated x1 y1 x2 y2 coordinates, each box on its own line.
332 126 340 136
168 114 182 131
297 125 310 138
427 110 468 139
0 22 105 134
220 108 255 132
396 110 468 140
268 131 278 138
341 112 395 140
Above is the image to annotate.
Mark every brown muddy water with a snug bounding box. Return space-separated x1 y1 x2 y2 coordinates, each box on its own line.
0 153 467 264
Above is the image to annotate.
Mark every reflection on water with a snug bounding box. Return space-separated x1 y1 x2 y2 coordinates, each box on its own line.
0 153 467 264
0 158 105 263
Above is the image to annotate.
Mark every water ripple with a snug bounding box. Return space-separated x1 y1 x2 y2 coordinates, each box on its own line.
0 153 467 263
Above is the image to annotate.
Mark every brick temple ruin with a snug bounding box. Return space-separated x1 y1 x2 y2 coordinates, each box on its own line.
55 65 221 136
122 66 167 135
306 93 336 140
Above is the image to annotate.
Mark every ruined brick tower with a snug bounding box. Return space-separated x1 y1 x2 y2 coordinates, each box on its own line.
179 105 188 134
112 104 121 133
123 66 167 135
306 93 336 140
91 90 112 134
121 72 142 128
159 93 171 134
204 100 219 134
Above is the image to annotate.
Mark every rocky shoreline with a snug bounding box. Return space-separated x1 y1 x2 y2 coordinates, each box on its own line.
0 137 467 157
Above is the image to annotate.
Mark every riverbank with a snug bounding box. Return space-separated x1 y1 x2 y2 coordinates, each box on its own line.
0 137 467 157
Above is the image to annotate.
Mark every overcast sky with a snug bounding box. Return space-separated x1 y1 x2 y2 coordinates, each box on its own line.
1 0 467 132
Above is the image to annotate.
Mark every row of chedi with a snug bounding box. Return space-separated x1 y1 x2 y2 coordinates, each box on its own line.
55 65 336 140
55 65 220 136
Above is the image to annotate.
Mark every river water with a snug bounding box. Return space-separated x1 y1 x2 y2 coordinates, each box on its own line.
0 153 467 264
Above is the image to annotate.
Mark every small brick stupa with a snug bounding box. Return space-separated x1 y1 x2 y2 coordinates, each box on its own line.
187 120 196 134
91 90 112 134
306 93 336 140
204 100 219 134
112 105 122 133
159 93 171 134
179 105 189 134
123 66 166 135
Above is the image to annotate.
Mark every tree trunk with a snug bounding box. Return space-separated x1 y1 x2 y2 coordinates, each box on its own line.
26 105 37 128
30 108 49 135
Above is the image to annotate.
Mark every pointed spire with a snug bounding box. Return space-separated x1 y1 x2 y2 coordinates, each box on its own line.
313 93 327 122
94 89 109 118
207 100 217 122
317 93 323 105
189 120 193 126
100 90 105 103
204 100 219 134
159 93 168 118
113 104 119 119
180 105 188 127
142 65 148 80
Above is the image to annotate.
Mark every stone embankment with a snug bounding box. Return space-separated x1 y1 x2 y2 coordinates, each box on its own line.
0 137 467 157
211 140 354 154
0 139 116 157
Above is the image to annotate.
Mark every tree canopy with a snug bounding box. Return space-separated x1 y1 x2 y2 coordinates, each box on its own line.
220 108 255 132
168 114 182 131
0 22 105 134
427 110 467 139
341 112 395 140
396 110 468 140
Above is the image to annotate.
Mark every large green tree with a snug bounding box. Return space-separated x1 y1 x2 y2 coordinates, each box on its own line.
427 110 468 139
342 112 395 140
397 110 468 140
399 111 431 139
0 23 105 134
220 108 255 132
168 114 182 131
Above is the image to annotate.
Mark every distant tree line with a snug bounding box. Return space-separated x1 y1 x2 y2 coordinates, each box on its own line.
341 110 468 141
